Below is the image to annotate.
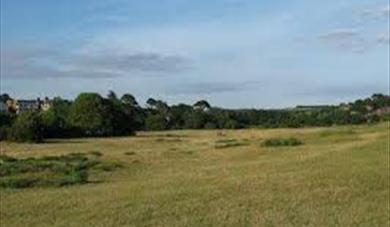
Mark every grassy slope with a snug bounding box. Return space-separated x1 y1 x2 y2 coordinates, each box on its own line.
0 123 389 227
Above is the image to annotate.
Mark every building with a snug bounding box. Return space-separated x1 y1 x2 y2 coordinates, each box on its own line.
15 99 41 114
4 98 53 114
374 107 390 116
40 97 52 111
6 99 17 113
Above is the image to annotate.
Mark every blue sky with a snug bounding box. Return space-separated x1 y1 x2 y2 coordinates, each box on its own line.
1 0 389 108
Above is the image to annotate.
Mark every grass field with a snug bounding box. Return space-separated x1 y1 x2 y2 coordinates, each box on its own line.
0 123 389 227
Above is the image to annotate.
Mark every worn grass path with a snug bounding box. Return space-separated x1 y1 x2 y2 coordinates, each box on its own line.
1 123 389 226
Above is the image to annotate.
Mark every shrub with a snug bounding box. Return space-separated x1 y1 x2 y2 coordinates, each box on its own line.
263 137 303 147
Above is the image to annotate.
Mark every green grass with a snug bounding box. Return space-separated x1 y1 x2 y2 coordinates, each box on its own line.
215 139 250 149
0 153 119 188
0 123 389 226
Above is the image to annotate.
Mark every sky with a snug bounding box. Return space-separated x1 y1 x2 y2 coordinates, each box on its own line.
1 0 389 108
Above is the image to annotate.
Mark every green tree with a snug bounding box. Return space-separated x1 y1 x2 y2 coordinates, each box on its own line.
371 93 390 109
107 90 118 101
121 93 138 107
41 97 72 138
145 114 168 131
0 112 16 141
169 104 192 129
9 111 44 143
0 93 10 103
193 100 211 111
185 111 206 129
146 98 158 109
68 93 110 136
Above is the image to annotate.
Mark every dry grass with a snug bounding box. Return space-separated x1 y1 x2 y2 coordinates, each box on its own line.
0 123 389 226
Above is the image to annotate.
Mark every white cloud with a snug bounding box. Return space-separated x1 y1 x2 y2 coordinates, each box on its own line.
318 29 359 41
1 47 189 79
377 33 390 45
356 4 390 19
317 29 368 53
381 5 390 16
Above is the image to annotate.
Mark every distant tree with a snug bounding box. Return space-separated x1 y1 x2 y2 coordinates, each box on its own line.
224 119 241 129
204 122 217 129
169 104 193 129
107 90 118 101
41 97 72 138
349 112 365 124
4 92 388 142
0 112 16 141
0 112 15 127
0 93 11 103
145 114 168 131
121 94 138 107
119 93 144 130
350 99 368 113
105 97 137 136
146 98 158 108
155 100 169 114
193 100 211 111
9 111 44 143
371 93 390 109
147 99 170 118
184 111 207 129
68 93 110 136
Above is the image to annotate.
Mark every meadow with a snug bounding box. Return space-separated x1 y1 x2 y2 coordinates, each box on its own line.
0 123 389 227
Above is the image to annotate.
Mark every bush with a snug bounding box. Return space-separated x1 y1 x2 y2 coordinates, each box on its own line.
263 137 303 147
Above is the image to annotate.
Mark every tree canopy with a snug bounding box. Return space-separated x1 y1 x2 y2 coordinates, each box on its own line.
0 92 388 143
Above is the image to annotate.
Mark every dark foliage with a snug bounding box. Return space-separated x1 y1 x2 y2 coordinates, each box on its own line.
8 111 44 143
1 93 389 142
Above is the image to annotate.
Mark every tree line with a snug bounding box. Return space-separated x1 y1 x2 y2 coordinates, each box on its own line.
0 92 389 143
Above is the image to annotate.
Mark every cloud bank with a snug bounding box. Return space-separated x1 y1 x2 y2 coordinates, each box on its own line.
1 47 189 79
